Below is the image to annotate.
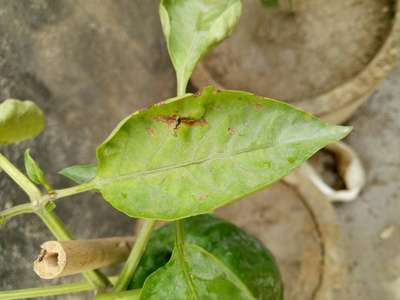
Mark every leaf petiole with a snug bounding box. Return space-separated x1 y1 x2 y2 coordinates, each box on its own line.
113 219 156 292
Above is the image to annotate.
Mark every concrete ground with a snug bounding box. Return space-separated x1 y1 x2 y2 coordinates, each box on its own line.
0 1 399 299
336 64 400 300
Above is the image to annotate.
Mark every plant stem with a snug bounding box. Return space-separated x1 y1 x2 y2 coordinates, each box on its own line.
36 209 110 289
113 220 156 292
93 290 141 300
0 153 41 200
177 74 187 97
0 203 33 224
54 181 96 200
0 152 110 289
0 277 118 300
0 281 93 300
175 220 185 247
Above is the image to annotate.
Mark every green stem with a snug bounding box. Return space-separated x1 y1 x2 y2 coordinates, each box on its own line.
177 74 187 97
93 290 141 300
0 152 109 289
0 277 118 300
54 181 96 200
175 220 198 298
0 153 41 200
0 281 93 300
113 220 156 292
0 203 33 224
36 209 110 289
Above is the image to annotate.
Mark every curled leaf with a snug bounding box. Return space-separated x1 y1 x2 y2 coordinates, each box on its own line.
0 99 45 144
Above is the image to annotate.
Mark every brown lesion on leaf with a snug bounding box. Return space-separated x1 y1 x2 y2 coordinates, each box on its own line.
146 127 156 137
255 103 263 110
228 127 235 135
196 194 208 201
153 114 208 130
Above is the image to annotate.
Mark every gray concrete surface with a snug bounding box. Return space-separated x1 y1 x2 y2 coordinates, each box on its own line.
0 1 399 299
337 64 400 300
0 1 175 299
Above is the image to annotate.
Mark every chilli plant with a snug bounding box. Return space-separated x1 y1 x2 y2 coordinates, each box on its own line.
0 1 350 299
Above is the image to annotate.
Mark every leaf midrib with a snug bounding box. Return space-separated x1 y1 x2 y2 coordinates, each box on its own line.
94 134 334 187
188 244 256 300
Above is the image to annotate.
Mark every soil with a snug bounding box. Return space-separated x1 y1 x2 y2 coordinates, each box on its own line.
195 0 394 101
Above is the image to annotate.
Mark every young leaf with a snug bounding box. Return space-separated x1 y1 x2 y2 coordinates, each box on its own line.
160 0 242 95
140 243 259 299
59 164 97 184
93 86 351 220
0 99 45 144
24 149 51 191
130 214 283 299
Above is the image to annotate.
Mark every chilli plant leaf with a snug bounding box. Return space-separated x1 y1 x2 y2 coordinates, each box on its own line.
92 86 351 220
160 0 242 95
24 149 51 191
0 99 45 144
59 164 97 184
141 243 259 300
130 214 283 299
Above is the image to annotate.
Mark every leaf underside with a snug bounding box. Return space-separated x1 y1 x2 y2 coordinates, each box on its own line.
94 87 350 220
0 99 45 144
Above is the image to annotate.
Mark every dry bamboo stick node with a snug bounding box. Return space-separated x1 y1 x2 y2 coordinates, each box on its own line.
33 237 135 279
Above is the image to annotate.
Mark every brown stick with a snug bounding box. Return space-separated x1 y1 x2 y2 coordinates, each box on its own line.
34 237 135 279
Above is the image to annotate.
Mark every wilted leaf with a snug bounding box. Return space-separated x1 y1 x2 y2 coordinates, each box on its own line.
93 87 351 220
0 99 45 144
130 214 283 299
160 0 242 94
59 164 97 184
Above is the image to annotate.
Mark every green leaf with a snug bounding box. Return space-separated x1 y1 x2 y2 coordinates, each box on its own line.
0 99 45 144
94 86 351 220
59 164 97 184
141 243 256 299
160 0 242 95
261 0 279 7
134 215 283 300
24 149 48 187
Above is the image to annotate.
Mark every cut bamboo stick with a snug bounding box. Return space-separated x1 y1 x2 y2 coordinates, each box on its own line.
34 237 135 279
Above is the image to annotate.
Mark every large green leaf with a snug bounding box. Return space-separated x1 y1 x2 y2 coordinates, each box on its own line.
94 87 350 220
130 214 283 300
140 243 257 300
160 0 242 95
0 99 45 144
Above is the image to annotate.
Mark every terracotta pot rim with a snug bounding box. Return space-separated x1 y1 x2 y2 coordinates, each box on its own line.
193 0 400 123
